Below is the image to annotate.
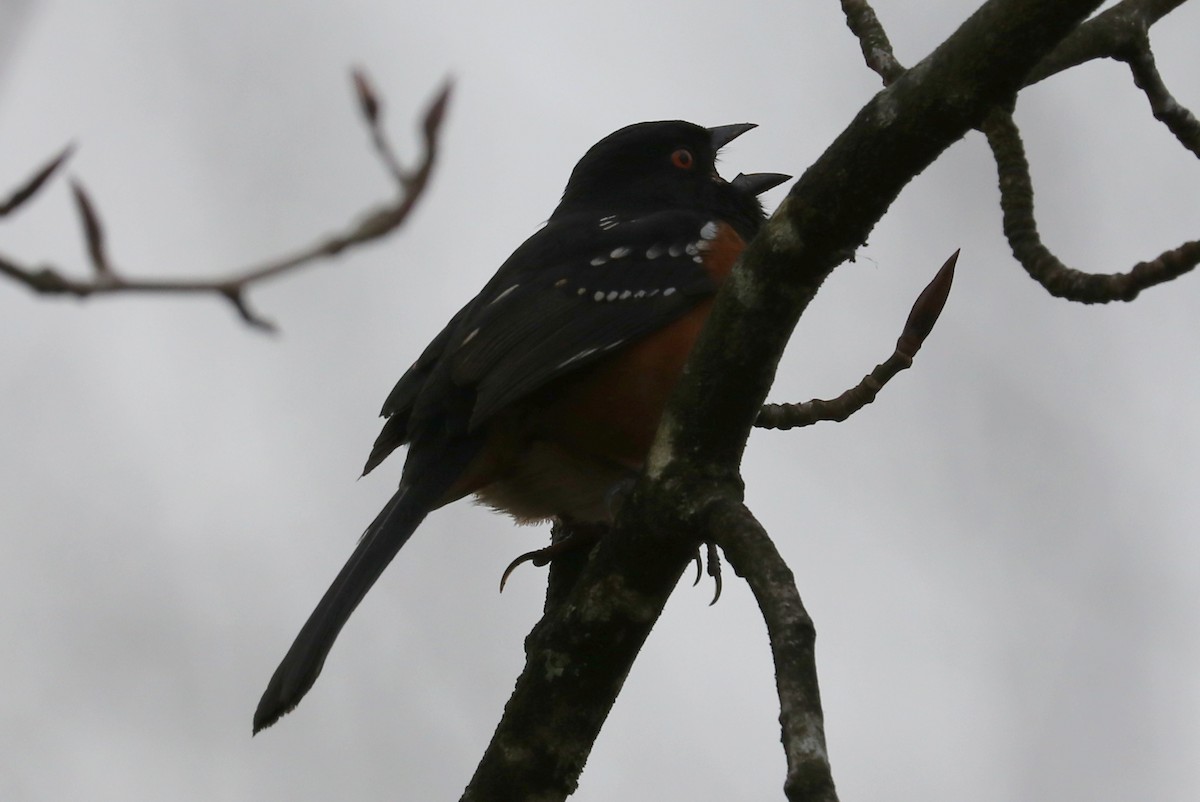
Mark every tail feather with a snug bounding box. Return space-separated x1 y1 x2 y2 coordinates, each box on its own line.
253 487 427 732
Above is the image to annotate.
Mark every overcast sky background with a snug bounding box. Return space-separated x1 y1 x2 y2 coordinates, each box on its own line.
1 2 1198 800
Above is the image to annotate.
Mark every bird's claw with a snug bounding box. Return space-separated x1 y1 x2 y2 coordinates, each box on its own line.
704 541 723 605
688 542 724 603
499 527 604 592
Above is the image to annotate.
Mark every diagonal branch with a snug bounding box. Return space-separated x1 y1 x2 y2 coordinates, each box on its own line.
0 72 451 331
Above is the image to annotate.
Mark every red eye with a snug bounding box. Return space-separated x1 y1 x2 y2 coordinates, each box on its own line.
671 148 695 170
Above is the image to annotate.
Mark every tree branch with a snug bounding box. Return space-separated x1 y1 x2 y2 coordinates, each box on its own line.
1022 0 1200 156
844 0 1198 156
1023 0 1190 85
0 72 451 331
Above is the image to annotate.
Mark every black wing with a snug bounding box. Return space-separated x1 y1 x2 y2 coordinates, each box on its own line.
367 209 725 469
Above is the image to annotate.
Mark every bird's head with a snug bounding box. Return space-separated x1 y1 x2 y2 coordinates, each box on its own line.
554 120 789 238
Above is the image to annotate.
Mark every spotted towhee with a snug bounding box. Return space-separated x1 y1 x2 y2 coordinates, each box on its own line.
253 120 788 732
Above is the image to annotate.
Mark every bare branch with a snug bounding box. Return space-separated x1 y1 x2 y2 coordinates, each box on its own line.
0 144 74 217
711 501 837 802
983 108 1199 302
0 74 452 330
757 251 957 430
845 0 1200 159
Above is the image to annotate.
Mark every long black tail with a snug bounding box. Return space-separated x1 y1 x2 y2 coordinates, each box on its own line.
253 441 478 733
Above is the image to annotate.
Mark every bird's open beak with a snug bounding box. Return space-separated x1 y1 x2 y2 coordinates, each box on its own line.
731 172 791 196
707 123 757 150
708 125 790 195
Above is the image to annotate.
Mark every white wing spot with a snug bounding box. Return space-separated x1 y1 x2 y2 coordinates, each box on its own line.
646 243 666 259
693 255 704 264
590 255 607 267
663 287 677 297
557 347 599 369
460 328 480 347
554 278 568 288
489 284 519 304
593 290 606 302
605 290 619 301
610 246 632 259
598 215 619 230
685 242 700 256
602 339 626 351
618 290 632 300
668 243 684 258
634 290 646 298
647 288 660 297
700 220 720 241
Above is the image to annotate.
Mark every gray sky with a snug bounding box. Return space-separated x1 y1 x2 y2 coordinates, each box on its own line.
2 2 1198 800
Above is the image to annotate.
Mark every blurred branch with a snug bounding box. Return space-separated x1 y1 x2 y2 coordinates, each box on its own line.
0 145 74 218
0 72 452 331
757 251 957 430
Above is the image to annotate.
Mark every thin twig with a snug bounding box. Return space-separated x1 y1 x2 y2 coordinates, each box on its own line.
839 0 906 84
756 251 958 430
0 73 453 331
